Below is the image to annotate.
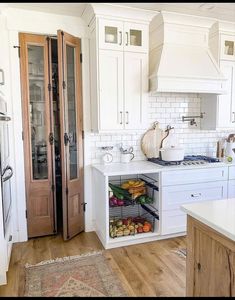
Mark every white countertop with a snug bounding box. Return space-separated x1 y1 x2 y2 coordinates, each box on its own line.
181 198 235 242
92 159 233 176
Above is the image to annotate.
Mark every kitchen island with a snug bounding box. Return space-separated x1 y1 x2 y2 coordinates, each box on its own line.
181 198 235 297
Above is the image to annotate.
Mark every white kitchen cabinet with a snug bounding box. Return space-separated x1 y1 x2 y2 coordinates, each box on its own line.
99 50 124 130
228 180 235 198
220 34 235 61
124 51 148 129
201 22 235 130
90 15 150 132
160 167 228 235
97 50 148 131
98 18 148 53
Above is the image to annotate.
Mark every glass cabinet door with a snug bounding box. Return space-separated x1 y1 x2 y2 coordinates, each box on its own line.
124 22 148 53
221 34 235 61
98 19 123 51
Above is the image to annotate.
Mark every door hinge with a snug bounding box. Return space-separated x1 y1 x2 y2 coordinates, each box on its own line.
25 210 27 219
13 45 20 58
66 187 68 195
62 81 66 89
22 131 24 140
49 132 54 145
64 132 69 146
80 53 82 63
82 130 84 139
48 83 52 92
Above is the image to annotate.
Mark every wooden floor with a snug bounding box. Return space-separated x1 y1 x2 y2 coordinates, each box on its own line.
0 232 186 297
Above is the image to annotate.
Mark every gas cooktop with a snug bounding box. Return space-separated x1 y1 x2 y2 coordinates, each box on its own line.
148 155 220 166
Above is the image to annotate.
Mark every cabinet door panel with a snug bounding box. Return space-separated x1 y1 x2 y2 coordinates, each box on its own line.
228 180 235 198
124 22 148 53
99 50 124 130
217 61 235 127
98 19 123 51
124 52 148 130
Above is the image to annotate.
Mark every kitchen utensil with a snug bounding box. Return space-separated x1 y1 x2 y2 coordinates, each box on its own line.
141 122 165 158
224 139 235 162
159 146 185 161
159 125 174 160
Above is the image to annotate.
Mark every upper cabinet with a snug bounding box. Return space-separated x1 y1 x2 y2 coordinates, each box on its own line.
98 18 148 53
89 12 152 133
220 34 235 61
201 21 235 130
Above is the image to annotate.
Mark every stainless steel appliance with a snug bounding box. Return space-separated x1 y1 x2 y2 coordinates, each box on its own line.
148 155 220 166
0 96 13 236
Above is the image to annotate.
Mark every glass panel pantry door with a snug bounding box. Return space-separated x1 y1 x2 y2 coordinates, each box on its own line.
19 33 56 237
57 30 84 240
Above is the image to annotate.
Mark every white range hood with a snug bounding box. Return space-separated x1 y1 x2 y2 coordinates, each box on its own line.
149 11 227 94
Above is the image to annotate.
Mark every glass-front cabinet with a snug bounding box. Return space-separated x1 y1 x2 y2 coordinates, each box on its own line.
221 34 235 60
98 18 148 53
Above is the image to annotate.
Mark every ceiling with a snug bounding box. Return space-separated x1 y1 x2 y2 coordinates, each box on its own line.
3 2 235 23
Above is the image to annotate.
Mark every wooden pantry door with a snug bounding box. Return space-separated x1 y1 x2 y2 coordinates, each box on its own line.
19 33 56 237
57 30 85 240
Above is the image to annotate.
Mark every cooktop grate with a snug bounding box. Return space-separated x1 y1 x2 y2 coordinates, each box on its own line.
148 155 220 166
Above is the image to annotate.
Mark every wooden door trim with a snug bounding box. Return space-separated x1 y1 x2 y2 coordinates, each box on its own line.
57 30 84 240
19 33 55 237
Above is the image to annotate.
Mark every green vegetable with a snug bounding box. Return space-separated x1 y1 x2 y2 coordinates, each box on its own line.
109 183 132 200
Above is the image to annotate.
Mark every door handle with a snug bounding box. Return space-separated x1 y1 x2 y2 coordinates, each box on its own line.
232 112 235 123
125 32 128 46
0 69 4 85
126 111 129 124
191 193 201 198
119 31 122 45
120 111 123 125
2 165 13 182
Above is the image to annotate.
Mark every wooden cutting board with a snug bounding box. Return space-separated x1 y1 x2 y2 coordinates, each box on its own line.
141 122 165 158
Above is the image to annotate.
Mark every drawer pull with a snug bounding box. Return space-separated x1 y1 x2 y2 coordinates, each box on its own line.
191 193 201 198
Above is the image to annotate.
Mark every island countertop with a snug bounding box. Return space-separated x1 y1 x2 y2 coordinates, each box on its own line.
181 198 235 242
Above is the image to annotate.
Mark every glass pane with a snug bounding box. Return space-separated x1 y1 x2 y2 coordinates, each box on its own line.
105 26 118 44
66 45 78 180
224 40 234 56
28 45 48 180
130 29 142 46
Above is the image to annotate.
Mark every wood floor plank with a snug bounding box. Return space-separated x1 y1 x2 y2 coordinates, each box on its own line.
0 232 186 297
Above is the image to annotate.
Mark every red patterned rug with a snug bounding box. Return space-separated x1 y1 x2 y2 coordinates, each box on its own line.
24 251 129 297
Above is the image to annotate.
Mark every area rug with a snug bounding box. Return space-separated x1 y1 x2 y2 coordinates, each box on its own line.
24 251 129 297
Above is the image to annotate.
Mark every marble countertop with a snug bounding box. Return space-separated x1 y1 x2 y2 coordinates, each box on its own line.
92 159 233 176
181 198 235 242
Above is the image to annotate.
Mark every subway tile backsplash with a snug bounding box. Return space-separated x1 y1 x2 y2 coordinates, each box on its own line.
87 93 233 164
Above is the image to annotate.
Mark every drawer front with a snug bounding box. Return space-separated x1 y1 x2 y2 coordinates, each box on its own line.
161 209 186 235
162 181 228 211
229 166 235 180
161 167 228 186
228 180 235 198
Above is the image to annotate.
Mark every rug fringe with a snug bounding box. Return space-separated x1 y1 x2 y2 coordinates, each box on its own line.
25 250 104 269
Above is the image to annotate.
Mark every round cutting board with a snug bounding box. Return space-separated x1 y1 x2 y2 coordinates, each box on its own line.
141 122 164 158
